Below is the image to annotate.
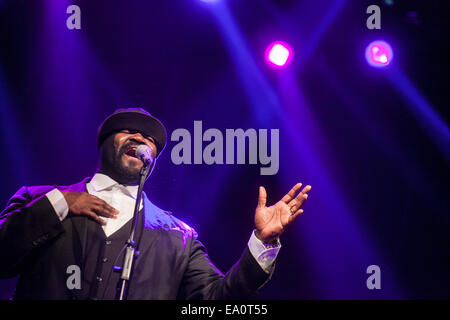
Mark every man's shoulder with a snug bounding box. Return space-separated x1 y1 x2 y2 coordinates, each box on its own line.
143 196 198 239
166 213 198 238
12 185 56 199
17 177 90 196
11 177 90 200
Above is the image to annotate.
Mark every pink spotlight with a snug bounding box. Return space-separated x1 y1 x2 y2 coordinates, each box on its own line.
365 40 393 67
265 41 293 68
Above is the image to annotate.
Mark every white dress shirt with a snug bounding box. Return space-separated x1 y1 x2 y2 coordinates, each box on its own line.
46 173 281 273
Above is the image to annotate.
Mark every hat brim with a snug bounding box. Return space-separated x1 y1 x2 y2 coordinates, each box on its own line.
97 111 167 157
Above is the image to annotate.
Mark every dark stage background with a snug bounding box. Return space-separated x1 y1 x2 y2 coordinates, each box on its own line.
0 0 449 299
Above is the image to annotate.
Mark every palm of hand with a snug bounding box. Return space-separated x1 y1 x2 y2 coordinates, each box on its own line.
254 183 311 243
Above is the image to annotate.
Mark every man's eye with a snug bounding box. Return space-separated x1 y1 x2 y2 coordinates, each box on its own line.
120 129 153 143
122 129 139 134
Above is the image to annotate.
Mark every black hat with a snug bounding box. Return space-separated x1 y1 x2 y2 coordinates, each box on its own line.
97 107 167 157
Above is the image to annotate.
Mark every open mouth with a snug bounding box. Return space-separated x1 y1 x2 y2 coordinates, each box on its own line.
124 146 139 159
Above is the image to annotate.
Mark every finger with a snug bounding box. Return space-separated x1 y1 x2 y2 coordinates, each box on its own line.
86 210 107 225
257 186 267 208
294 193 309 210
92 197 117 211
288 187 311 213
92 199 119 217
102 203 119 217
89 195 117 209
288 209 304 224
301 185 312 194
281 183 302 204
292 185 311 207
93 204 118 219
286 198 297 212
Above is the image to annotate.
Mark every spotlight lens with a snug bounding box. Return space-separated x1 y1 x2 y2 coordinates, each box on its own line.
365 40 393 67
266 41 293 68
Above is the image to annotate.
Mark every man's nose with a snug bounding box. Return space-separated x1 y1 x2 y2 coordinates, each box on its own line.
129 133 147 144
127 133 157 156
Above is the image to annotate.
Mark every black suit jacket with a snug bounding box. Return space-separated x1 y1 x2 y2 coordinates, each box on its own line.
0 178 273 299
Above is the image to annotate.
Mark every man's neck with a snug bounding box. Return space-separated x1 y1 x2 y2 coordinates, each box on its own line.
96 169 139 186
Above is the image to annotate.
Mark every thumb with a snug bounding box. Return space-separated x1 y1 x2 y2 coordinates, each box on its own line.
257 186 267 208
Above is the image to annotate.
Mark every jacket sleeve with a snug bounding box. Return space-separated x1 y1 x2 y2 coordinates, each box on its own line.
178 237 274 300
0 186 65 278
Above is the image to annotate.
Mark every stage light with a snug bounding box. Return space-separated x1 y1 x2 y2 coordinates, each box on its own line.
365 40 393 67
265 41 293 68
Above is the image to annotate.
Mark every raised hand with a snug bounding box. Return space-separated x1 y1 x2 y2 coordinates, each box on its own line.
254 183 311 243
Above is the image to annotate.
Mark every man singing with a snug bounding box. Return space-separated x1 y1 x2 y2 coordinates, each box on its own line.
0 107 311 300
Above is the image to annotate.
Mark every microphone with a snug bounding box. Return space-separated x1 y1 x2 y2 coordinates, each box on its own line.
135 145 154 166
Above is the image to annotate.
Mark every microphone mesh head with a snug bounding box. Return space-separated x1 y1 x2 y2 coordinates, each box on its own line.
136 144 152 158
135 144 154 166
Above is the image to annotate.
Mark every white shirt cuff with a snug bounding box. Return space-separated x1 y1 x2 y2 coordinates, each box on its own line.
46 188 69 221
247 229 281 274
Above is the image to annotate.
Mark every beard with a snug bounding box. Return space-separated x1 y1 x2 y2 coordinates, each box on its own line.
97 134 144 185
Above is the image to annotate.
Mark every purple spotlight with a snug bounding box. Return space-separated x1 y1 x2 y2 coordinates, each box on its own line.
265 41 293 68
365 40 394 67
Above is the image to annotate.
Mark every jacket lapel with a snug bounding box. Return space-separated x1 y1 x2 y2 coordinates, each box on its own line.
138 193 166 253
54 177 91 269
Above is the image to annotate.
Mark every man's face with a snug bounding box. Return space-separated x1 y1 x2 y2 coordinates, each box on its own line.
99 129 158 185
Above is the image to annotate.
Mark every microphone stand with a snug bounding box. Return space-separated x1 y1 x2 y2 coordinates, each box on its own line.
116 162 151 300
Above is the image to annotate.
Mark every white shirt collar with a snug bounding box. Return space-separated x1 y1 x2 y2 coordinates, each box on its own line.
89 173 140 199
